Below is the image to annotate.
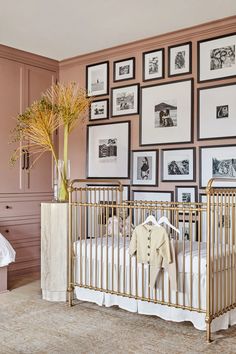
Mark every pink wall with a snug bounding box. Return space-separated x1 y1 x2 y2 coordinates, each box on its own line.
59 16 236 197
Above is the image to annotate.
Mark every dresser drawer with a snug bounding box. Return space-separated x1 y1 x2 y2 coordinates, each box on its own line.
0 200 41 218
0 222 40 243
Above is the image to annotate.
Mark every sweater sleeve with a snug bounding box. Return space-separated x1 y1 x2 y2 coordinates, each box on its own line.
159 233 172 266
129 228 137 256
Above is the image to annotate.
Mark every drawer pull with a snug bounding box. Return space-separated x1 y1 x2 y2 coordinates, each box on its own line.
5 230 9 233
5 205 12 209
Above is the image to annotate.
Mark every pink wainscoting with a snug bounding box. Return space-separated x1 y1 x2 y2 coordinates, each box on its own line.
0 267 8 293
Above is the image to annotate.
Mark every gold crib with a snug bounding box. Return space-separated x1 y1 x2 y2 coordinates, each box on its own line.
68 178 236 342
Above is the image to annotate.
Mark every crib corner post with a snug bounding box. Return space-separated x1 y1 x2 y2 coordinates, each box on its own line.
206 319 212 343
68 183 73 307
68 285 73 307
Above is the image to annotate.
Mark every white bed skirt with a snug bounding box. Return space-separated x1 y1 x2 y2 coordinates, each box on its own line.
75 287 236 332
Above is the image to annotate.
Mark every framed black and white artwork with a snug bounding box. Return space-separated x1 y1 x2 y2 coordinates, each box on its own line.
89 99 109 121
132 150 158 186
140 79 193 145
175 186 197 203
168 42 192 77
111 84 139 117
162 148 196 182
198 33 236 83
143 48 164 81
200 145 236 188
198 83 236 140
86 61 109 97
178 221 197 241
87 121 130 179
113 57 135 82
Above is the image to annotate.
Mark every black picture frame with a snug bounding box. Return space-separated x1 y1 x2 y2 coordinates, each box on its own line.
111 83 139 117
175 185 198 203
161 147 196 182
197 83 236 141
197 32 236 83
86 61 109 97
87 120 131 179
131 149 158 187
142 48 165 82
89 99 109 121
113 57 135 82
168 41 192 77
132 189 174 202
140 78 194 146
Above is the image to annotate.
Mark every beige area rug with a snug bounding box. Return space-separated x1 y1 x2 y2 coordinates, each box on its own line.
0 280 236 354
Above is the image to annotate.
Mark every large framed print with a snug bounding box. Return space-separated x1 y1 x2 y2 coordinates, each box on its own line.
168 42 192 77
140 79 193 146
175 186 197 203
142 48 164 81
86 61 109 97
89 99 109 121
113 57 135 82
200 145 236 188
132 150 158 186
198 83 236 140
198 33 236 83
162 148 195 182
87 121 130 179
111 84 139 117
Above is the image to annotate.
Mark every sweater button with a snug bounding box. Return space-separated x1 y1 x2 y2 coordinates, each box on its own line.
147 253 150 256
148 245 150 248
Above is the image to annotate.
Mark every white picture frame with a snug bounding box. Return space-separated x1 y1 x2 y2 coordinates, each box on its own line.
168 42 192 77
113 57 135 82
140 79 193 145
111 84 139 117
86 61 109 97
89 99 109 121
143 48 164 81
200 145 236 188
198 33 236 83
87 121 130 179
162 148 195 182
198 83 236 140
132 150 158 186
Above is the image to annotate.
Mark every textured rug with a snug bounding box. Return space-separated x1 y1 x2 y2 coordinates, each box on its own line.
0 280 236 354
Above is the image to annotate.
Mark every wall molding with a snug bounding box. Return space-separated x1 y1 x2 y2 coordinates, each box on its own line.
60 15 236 69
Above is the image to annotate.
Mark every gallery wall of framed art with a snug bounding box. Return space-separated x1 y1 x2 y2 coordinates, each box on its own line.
60 15 236 199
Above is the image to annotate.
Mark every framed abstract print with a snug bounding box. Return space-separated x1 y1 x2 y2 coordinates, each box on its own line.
140 79 193 145
200 145 236 188
87 121 130 179
89 99 109 121
198 33 236 83
143 48 164 81
86 61 109 97
168 42 192 77
175 186 197 203
132 150 158 186
113 57 135 82
198 83 236 140
111 84 139 117
162 148 196 182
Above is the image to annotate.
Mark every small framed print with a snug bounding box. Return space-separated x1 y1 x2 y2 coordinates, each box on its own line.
198 33 236 83
111 84 139 117
86 61 109 97
199 145 236 188
198 83 236 140
132 150 158 186
168 42 192 77
143 48 164 81
175 186 197 203
89 99 109 121
178 220 197 241
140 79 193 146
162 148 196 182
113 57 135 82
87 121 130 179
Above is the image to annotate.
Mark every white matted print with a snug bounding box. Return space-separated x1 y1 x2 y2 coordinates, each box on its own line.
143 48 164 81
200 145 236 188
111 84 139 117
198 83 236 140
140 79 193 145
198 33 236 82
87 121 130 179
168 42 192 76
132 150 157 186
90 99 109 120
114 57 135 82
86 61 109 97
175 186 197 203
162 148 195 182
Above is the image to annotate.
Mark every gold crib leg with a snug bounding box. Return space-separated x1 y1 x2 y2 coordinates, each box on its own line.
68 286 73 307
206 321 212 343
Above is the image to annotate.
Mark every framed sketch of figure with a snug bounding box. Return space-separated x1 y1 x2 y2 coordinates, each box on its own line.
168 42 192 77
132 150 158 186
